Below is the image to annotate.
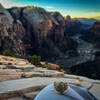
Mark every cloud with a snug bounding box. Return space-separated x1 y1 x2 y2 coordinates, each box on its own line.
0 0 25 8
46 6 54 9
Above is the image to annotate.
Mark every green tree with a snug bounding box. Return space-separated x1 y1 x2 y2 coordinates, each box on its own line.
30 55 41 66
59 65 64 69
14 53 21 58
45 62 48 65
3 50 13 56
3 49 21 58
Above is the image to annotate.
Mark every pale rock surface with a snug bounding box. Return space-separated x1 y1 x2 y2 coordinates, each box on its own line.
0 77 91 99
12 65 35 71
0 55 100 100
23 72 43 78
7 97 27 100
90 84 100 100
0 65 6 69
0 69 22 82
23 91 40 100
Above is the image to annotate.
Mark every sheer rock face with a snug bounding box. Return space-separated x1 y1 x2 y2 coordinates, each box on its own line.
8 7 73 60
0 4 13 29
91 22 100 37
0 4 77 60
0 4 25 56
65 15 92 36
21 8 67 42
89 22 100 48
51 12 67 41
66 15 71 22
65 16 85 35
13 20 26 39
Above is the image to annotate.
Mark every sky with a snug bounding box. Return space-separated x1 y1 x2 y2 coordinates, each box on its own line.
0 0 100 19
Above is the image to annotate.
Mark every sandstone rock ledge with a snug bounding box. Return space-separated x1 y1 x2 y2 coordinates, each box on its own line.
0 55 100 100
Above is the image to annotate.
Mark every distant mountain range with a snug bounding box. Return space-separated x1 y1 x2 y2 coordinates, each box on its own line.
72 18 100 27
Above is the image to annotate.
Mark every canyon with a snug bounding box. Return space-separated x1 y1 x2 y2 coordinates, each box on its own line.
0 4 100 79
0 3 100 100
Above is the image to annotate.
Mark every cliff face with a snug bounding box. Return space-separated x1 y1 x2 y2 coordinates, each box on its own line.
0 4 25 56
88 22 100 48
8 6 77 60
0 4 13 28
65 15 90 36
0 4 78 60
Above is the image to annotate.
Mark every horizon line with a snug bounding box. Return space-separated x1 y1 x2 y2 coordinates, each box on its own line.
0 3 100 20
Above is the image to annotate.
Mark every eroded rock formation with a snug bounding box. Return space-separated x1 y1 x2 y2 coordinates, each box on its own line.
0 4 25 55
7 5 77 60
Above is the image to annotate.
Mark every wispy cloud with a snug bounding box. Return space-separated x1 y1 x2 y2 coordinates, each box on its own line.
0 0 25 8
46 6 54 9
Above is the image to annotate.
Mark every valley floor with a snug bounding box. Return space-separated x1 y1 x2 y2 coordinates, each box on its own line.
55 34 100 72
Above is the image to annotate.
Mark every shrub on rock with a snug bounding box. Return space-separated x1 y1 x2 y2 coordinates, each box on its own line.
30 55 41 66
3 50 13 56
3 50 21 58
14 53 21 58
59 65 64 69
